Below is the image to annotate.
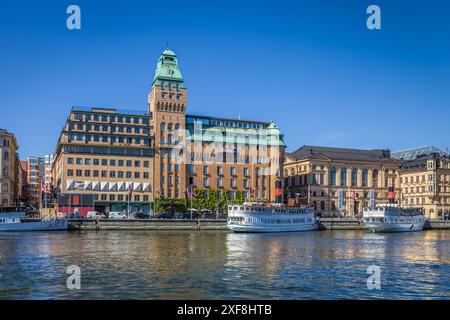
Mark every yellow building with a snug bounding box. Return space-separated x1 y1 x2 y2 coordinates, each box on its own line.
393 147 450 219
284 145 401 216
51 48 286 216
0 129 20 208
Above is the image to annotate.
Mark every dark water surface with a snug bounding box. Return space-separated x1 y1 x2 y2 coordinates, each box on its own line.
1 230 450 299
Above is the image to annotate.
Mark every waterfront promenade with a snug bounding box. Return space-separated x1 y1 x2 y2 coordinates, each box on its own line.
67 218 450 231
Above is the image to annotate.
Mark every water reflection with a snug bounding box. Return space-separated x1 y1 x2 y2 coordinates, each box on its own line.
1 230 450 299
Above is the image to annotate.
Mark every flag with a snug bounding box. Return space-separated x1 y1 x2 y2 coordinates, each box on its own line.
307 184 311 205
157 189 165 200
249 187 255 196
186 185 195 199
128 183 134 198
41 183 49 194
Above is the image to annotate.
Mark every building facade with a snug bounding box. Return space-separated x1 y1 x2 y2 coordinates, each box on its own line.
51 48 285 216
26 156 45 207
0 129 19 207
51 107 154 215
283 145 401 216
394 147 450 219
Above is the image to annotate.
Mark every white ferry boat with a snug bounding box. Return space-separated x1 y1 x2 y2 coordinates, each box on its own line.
363 204 425 233
0 212 68 232
227 203 318 233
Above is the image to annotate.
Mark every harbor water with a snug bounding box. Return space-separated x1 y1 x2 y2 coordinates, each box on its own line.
1 230 450 299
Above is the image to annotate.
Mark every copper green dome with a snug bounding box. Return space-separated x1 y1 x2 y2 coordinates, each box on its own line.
152 48 184 87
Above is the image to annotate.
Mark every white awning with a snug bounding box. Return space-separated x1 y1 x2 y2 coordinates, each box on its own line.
66 180 74 191
109 182 117 191
74 181 85 190
100 182 109 191
133 183 141 192
118 182 125 191
84 181 92 190
143 183 151 192
92 181 100 191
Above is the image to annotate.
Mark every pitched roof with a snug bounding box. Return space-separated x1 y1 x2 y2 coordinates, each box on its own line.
287 145 397 163
392 146 444 161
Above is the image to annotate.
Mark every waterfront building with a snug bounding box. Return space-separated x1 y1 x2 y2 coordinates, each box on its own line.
283 145 401 216
394 146 450 219
19 160 28 202
0 129 20 207
26 156 45 207
51 107 154 215
51 48 286 215
148 49 285 204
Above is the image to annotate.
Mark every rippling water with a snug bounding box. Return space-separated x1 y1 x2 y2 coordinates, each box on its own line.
1 230 450 299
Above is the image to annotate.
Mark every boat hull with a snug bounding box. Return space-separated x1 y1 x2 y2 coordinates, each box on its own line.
0 219 68 232
228 222 318 233
364 221 425 233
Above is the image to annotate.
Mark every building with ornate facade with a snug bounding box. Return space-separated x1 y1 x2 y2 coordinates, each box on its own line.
0 129 20 208
393 146 450 219
51 48 285 216
283 145 401 216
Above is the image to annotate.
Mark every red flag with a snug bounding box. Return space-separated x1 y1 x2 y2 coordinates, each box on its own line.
41 183 49 194
128 183 134 197
249 187 255 196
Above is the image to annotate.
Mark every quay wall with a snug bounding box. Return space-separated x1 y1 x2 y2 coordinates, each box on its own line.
68 219 229 231
425 220 450 230
67 218 450 231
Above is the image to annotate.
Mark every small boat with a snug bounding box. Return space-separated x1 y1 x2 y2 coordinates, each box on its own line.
0 212 68 232
363 204 425 233
227 202 319 233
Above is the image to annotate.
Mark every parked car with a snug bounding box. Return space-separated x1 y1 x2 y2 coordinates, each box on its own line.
87 211 106 219
109 211 128 219
155 212 174 219
66 213 82 219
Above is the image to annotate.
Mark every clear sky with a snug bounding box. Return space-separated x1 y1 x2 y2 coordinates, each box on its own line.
0 0 449 159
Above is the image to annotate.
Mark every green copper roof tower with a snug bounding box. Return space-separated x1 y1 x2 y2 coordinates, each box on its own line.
152 48 184 87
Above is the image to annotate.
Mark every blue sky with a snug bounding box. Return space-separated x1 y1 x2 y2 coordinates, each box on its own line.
0 0 449 159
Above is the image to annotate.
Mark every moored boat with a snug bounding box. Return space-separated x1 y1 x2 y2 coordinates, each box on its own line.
0 212 68 232
363 204 425 233
227 203 318 233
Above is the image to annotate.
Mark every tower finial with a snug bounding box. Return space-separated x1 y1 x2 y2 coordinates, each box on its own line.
166 41 169 49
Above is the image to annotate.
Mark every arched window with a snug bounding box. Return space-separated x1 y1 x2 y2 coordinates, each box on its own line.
340 167 347 186
362 169 368 187
168 123 173 132
351 168 358 186
174 123 180 131
3 151 9 161
329 167 336 186
160 122 165 132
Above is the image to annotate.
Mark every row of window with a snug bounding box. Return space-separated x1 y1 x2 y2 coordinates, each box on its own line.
73 113 150 125
69 123 150 134
95 194 150 202
67 133 150 145
63 146 154 157
67 158 150 167
67 170 150 179
187 165 267 177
